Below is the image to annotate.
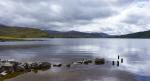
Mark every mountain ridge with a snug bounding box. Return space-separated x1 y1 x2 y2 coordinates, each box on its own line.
0 24 150 38
115 30 150 38
0 24 109 38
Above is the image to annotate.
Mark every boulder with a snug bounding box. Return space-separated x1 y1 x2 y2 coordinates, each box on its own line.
39 62 51 69
94 58 105 65
53 64 62 67
23 63 30 69
84 60 92 64
16 65 25 72
2 62 15 72
0 71 7 76
30 62 39 69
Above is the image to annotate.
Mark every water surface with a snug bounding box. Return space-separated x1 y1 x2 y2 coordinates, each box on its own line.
0 38 150 81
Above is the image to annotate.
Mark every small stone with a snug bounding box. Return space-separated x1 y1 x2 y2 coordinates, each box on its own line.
53 64 62 67
76 61 83 64
66 64 71 68
39 62 51 69
95 58 105 65
84 60 92 65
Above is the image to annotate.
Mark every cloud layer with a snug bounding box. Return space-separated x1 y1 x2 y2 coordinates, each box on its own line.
0 0 150 35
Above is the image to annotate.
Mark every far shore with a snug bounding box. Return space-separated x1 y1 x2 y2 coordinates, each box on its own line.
0 37 46 42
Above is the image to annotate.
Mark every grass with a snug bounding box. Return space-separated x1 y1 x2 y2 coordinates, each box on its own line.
0 36 24 41
0 71 25 81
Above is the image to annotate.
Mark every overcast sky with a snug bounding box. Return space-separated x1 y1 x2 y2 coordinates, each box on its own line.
0 0 150 35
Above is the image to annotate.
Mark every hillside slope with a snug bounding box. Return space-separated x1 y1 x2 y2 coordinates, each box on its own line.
0 24 109 39
45 30 109 38
0 25 49 38
116 30 150 38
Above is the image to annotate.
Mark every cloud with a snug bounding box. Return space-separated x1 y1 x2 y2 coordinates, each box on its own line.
0 0 150 34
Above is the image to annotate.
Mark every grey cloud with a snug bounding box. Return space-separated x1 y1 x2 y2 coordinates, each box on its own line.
0 0 117 27
116 0 135 6
0 0 149 34
123 14 150 26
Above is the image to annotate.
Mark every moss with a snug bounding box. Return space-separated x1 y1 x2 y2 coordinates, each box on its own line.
0 71 26 81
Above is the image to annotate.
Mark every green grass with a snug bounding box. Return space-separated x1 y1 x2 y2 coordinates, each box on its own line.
0 26 49 38
0 72 25 81
0 36 24 41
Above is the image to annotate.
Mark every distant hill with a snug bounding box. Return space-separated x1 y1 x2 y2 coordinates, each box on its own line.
0 24 110 38
115 30 150 38
45 30 109 38
0 24 49 38
1 24 150 39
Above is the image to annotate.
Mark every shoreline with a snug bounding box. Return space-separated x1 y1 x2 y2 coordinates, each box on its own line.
0 58 105 80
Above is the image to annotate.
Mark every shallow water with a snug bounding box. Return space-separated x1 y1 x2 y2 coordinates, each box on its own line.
0 38 150 81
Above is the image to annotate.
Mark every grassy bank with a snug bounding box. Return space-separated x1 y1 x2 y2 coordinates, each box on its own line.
0 36 24 41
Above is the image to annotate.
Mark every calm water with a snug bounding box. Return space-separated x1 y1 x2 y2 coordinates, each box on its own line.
0 38 150 81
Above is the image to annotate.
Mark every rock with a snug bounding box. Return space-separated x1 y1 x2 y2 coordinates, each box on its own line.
66 64 71 68
0 71 7 76
0 68 5 73
53 64 62 67
84 60 92 65
23 63 30 69
30 62 39 69
76 61 84 64
26 62 34 68
16 65 25 72
3 62 14 67
39 62 51 69
94 58 105 65
2 62 15 72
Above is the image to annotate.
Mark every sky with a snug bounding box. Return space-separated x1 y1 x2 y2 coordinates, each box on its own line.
0 0 150 35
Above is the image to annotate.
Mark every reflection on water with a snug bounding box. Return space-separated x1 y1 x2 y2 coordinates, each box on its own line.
0 38 150 81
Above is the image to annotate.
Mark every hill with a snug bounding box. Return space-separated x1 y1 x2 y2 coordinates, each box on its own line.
0 24 110 40
0 24 49 38
115 30 150 38
45 30 109 38
1 24 150 39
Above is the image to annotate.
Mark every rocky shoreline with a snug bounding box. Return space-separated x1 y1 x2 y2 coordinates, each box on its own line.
0 58 105 78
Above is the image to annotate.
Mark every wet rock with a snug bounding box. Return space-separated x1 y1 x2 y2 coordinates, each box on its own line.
39 62 51 69
0 71 7 76
53 64 62 67
16 65 25 72
66 64 71 68
94 58 105 65
23 63 30 69
1 62 15 72
84 60 92 65
76 61 84 64
30 62 39 69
